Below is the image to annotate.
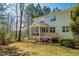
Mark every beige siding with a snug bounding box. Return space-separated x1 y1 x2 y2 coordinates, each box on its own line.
32 9 73 39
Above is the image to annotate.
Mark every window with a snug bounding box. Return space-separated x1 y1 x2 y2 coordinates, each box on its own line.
46 28 48 32
53 27 55 32
54 16 56 21
40 21 44 23
31 27 39 36
41 28 45 32
62 26 65 32
66 26 70 32
50 19 53 21
41 28 48 32
50 27 55 32
50 16 56 21
50 27 52 32
62 26 70 32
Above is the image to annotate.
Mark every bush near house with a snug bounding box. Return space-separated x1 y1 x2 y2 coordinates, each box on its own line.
60 39 76 48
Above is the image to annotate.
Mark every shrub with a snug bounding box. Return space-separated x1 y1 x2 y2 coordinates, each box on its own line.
5 33 12 43
0 32 6 45
0 32 12 45
60 39 76 48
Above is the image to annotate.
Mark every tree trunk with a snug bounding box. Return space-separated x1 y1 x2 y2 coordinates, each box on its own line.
18 3 24 41
27 14 30 39
15 4 18 41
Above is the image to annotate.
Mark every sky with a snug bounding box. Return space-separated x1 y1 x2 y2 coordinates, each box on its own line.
7 3 76 18
8 3 76 15
39 3 76 10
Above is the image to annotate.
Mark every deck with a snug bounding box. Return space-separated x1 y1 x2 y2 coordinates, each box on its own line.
31 32 60 43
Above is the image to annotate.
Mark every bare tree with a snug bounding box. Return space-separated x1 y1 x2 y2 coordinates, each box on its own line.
18 3 24 41
15 4 18 40
27 12 30 39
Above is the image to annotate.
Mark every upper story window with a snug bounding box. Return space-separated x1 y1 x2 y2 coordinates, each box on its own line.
62 26 70 32
40 21 44 23
50 16 56 21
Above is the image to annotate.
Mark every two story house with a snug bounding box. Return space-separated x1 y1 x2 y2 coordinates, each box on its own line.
29 8 73 42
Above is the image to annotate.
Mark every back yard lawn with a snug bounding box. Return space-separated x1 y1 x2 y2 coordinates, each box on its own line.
0 42 79 56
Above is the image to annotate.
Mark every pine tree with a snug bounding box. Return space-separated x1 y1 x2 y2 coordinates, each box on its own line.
42 6 51 15
36 3 43 17
70 4 79 42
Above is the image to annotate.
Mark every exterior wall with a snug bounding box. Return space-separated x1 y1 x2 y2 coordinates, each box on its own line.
33 9 73 39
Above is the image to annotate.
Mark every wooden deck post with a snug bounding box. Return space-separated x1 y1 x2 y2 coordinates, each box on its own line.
39 26 40 42
50 37 52 43
45 27 46 38
48 27 52 43
45 27 47 43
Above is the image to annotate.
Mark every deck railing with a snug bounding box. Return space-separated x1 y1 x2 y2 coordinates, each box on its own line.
40 32 60 38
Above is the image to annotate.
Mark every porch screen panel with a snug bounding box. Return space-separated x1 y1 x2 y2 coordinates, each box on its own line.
31 27 39 36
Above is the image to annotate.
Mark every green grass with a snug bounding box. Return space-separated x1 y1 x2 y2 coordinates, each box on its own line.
8 42 79 56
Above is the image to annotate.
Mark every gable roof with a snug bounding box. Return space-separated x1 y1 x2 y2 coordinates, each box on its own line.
32 8 71 21
30 22 49 28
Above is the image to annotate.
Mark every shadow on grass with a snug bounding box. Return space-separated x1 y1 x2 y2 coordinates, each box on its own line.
61 46 79 55
0 46 32 56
